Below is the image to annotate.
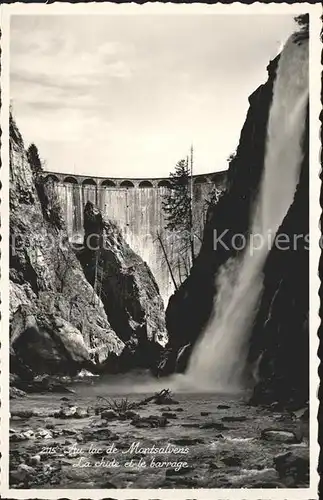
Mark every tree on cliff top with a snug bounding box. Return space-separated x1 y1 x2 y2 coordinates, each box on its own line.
27 143 43 178
294 14 309 32
293 14 309 44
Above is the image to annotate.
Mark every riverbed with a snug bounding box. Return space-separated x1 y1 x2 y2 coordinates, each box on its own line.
10 372 309 489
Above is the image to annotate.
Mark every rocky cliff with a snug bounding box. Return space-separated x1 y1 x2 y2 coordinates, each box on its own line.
161 36 309 408
9 115 166 379
77 201 168 372
248 110 309 407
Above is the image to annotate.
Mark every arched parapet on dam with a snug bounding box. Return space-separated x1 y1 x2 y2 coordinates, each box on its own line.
42 170 227 189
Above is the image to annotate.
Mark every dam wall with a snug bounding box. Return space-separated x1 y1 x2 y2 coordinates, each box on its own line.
44 172 227 303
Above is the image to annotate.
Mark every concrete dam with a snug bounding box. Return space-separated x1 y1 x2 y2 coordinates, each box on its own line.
44 171 227 303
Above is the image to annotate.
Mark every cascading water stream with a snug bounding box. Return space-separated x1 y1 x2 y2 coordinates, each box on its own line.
184 35 308 392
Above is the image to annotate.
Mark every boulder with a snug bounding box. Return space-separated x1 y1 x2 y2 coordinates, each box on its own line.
11 464 35 482
123 410 139 419
83 427 118 441
11 409 34 419
200 422 227 431
154 394 179 405
221 416 247 422
292 406 309 424
74 408 89 419
261 429 299 444
166 466 194 477
181 423 200 429
28 455 41 465
131 415 168 428
11 308 93 376
100 409 119 420
10 432 29 442
22 430 35 439
221 455 242 467
162 412 177 419
15 374 75 395
274 449 309 486
230 468 281 488
54 406 88 419
37 428 53 439
171 437 204 446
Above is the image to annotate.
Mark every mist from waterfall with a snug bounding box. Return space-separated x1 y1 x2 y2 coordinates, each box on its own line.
184 36 308 392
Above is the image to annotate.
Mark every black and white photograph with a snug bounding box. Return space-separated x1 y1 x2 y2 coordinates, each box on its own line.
0 3 320 498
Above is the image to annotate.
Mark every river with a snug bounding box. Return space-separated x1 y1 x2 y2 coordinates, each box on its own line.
10 371 308 489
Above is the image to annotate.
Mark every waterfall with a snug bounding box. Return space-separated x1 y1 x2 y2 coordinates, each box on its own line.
185 36 308 392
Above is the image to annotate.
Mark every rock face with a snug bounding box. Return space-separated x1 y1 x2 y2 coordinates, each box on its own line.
160 36 309 408
9 115 124 377
248 131 309 407
77 201 168 371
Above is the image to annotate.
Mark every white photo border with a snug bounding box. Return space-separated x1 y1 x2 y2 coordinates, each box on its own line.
0 3 321 499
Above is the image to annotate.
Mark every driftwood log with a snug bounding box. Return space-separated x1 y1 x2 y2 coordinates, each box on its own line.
96 388 173 413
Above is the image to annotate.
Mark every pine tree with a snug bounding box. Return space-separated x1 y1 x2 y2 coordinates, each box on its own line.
27 143 43 178
293 14 309 44
162 156 195 266
162 158 191 233
294 14 309 32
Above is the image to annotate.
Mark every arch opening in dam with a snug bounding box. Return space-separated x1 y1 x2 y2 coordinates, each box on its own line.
44 170 227 302
101 180 117 187
158 180 171 188
139 180 153 188
120 180 135 188
82 178 97 186
64 176 78 184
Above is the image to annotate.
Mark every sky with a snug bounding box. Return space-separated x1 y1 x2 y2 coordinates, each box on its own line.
10 14 300 177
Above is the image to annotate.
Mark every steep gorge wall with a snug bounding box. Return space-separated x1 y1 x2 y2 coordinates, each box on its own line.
9 115 167 379
248 109 309 407
52 180 225 303
9 116 122 377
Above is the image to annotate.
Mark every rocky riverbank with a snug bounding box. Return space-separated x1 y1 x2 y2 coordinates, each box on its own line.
10 376 309 489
